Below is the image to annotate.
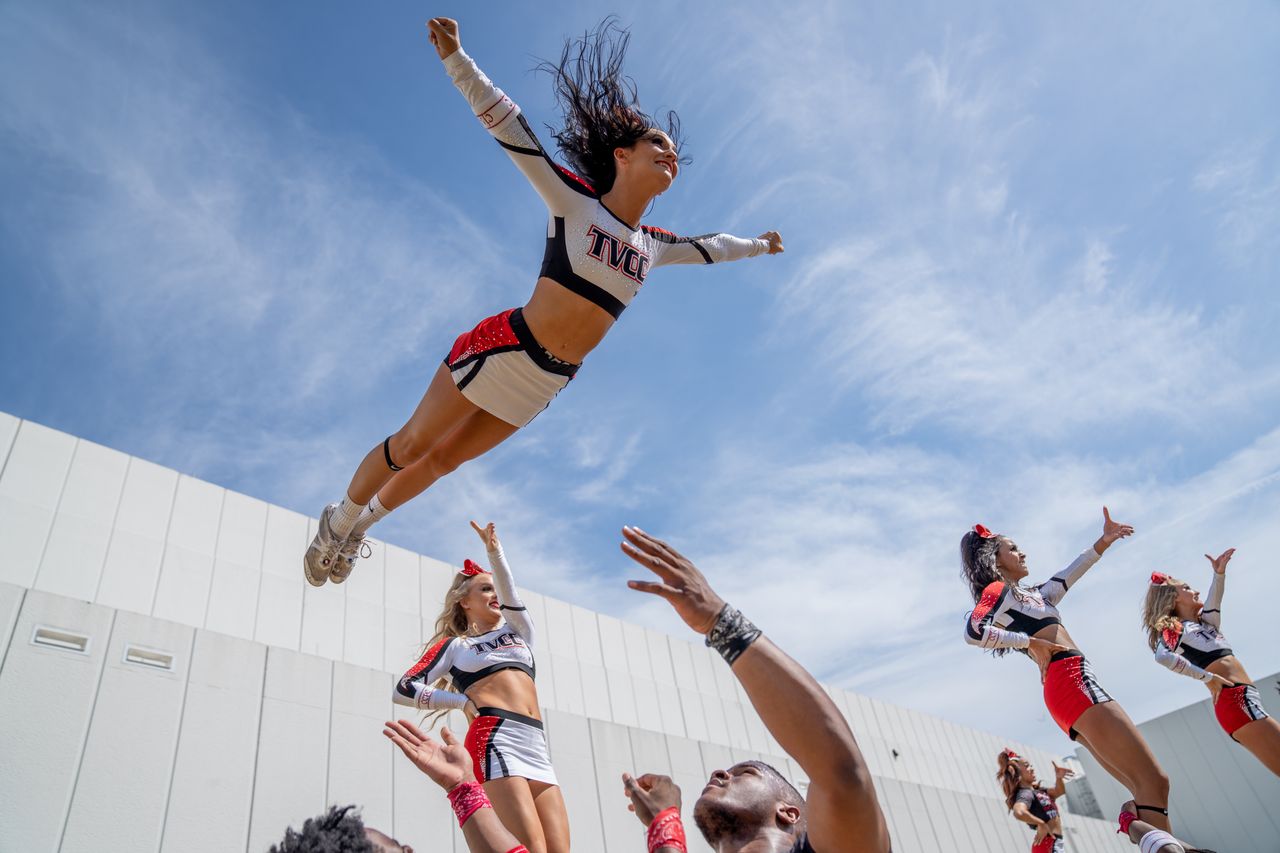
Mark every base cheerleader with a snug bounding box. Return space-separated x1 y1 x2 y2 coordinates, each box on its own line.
393 522 567 853
996 748 1073 853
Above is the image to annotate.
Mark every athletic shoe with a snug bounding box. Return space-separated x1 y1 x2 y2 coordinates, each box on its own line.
303 504 342 586
331 536 372 584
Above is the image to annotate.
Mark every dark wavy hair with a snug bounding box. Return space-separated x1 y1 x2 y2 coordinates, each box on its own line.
269 805 374 853
538 17 687 194
960 528 1004 602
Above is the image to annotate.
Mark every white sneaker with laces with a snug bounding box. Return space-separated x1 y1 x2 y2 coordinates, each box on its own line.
331 535 371 584
302 504 343 587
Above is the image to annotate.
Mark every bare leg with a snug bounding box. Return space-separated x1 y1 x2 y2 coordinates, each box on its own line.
484 776 548 853
1233 715 1280 776
1074 702 1171 831
1120 800 1188 851
531 781 570 853
345 363 481 504
1076 730 1135 792
376 408 520 510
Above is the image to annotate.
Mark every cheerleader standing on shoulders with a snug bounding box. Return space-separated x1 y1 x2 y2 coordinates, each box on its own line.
996 748 1073 853
1142 548 1280 775
303 16 782 585
394 522 567 853
961 508 1174 831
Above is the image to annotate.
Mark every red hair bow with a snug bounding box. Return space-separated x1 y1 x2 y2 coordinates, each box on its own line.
460 559 489 577
973 524 996 539
1002 748 1020 760
1150 571 1168 585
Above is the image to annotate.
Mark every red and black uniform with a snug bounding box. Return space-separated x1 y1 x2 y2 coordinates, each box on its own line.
1015 786 1064 853
440 48 771 427
1153 573 1270 739
965 547 1113 738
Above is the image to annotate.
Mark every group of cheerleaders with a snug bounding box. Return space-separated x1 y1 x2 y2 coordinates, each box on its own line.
298 15 1276 853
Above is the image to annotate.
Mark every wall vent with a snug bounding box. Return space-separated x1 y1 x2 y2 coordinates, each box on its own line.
30 625 91 655
124 644 176 671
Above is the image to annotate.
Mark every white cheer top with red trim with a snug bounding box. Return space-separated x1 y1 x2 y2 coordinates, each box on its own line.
965 548 1102 651
394 544 536 709
1154 573 1231 682
443 48 769 320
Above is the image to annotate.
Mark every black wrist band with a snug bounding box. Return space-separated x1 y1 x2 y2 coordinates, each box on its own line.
705 603 761 666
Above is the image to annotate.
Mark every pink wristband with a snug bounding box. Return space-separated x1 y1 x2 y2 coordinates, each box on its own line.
1116 807 1136 835
447 780 491 827
647 806 687 853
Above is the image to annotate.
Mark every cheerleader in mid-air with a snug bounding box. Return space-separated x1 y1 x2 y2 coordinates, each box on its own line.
303 16 782 584
393 522 566 853
1142 548 1280 776
996 748 1073 853
961 509 1174 831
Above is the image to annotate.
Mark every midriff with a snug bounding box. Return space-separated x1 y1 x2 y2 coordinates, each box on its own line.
465 668 541 720
521 277 617 364
1206 655 1251 686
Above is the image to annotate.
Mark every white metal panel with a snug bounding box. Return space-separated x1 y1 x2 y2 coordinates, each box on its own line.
95 457 177 614
418 554 456 620
301 575 346 660
346 535 386 606
596 613 628 673
0 581 25 663
606 665 640 727
663 733 715 853
621 622 653 680
203 489 268 639
391 713 462 853
0 420 76 588
382 543 419 615
588 719 642 851
261 504 310 579
570 604 604 665
0 410 19 469
384 609 422 677
698 691 730 747
645 628 676 685
628 727 673 777
628 672 663 736
33 440 128 600
247 648 333 853
255 571 303 650
344 598 385 671
161 629 266 853
581 659 613 720
720 699 752 751
151 476 224 626
214 490 269 567
60 612 194 853
517 590 556 709
678 682 710 742
0 590 113 852
544 708 606 853
550 652 585 715
328 663 393 831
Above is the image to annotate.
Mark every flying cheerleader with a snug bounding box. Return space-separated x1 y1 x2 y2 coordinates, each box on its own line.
1142 548 1280 776
961 509 1175 832
995 748 1074 853
392 521 567 853
303 16 782 584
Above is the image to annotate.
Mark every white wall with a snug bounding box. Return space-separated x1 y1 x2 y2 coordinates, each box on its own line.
0 412 1131 852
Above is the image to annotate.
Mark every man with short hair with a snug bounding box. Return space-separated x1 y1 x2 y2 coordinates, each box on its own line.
618 526 892 853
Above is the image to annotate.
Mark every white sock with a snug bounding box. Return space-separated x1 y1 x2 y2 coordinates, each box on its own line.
351 493 392 538
330 494 365 539
1139 829 1184 853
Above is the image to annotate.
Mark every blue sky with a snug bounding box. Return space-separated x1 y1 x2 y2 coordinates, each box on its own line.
2 0 1279 755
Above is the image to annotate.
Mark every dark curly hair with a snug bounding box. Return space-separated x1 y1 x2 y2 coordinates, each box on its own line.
960 528 1004 602
270 804 374 853
538 17 687 194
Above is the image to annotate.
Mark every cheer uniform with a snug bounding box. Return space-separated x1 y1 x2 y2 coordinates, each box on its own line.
393 546 556 785
441 48 771 427
1153 573 1270 739
966 547 1113 739
1015 786 1064 853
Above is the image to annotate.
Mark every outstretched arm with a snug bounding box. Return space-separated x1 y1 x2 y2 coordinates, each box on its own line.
384 720 529 853
428 18 597 214
620 526 890 853
471 521 535 646
1199 548 1233 630
1039 506 1132 606
1046 763 1073 799
646 227 784 266
392 638 474 713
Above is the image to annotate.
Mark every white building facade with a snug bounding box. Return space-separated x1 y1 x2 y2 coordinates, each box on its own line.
0 411 1131 852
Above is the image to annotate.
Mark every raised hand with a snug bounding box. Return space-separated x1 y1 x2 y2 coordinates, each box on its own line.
1204 547 1235 575
758 231 785 255
383 719 474 791
427 17 460 61
621 526 725 635
1099 506 1134 545
1053 762 1074 781
470 520 500 551
622 772 682 826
